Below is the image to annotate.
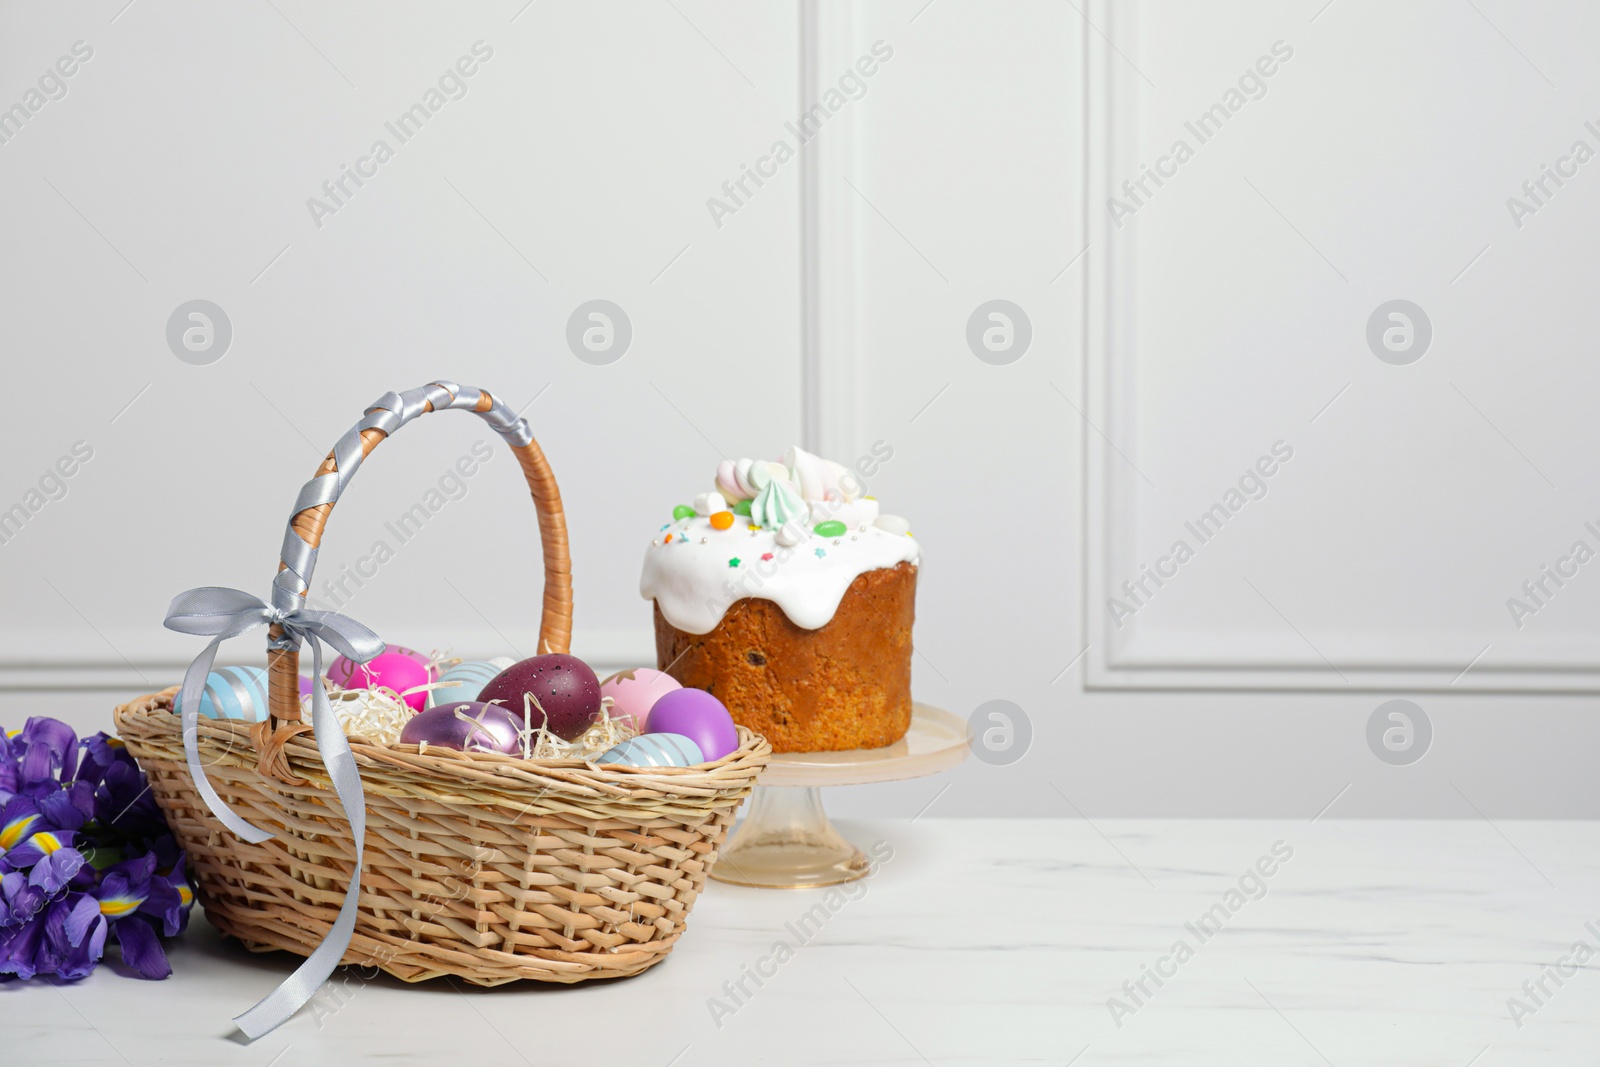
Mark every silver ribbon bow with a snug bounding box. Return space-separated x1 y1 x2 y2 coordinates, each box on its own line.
164 585 384 1040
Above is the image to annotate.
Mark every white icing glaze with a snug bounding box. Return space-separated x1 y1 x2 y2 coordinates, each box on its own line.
640 514 919 634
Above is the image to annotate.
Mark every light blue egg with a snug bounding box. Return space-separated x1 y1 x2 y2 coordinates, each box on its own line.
595 732 705 768
427 660 507 709
172 665 270 722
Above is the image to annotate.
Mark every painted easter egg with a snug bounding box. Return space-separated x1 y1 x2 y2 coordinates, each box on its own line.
478 654 602 741
328 645 431 689
331 650 431 712
594 732 704 768
399 701 523 754
427 660 507 709
599 668 682 731
646 688 738 762
298 675 316 700
172 665 270 722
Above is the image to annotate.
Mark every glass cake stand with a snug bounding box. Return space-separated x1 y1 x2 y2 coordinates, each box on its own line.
710 704 969 889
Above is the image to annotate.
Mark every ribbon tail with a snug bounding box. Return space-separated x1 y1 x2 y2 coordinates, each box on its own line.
234 637 368 1040
179 635 276 845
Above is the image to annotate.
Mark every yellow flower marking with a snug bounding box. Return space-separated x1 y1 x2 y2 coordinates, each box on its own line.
33 832 62 854
0 814 40 850
100 897 142 917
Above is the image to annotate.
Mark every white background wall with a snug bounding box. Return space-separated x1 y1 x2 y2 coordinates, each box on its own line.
2 0 1596 817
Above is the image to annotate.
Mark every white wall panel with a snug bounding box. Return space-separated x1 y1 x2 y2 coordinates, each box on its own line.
1088 0 1600 690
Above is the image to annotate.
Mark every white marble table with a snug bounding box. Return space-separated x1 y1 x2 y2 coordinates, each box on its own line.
15 819 1600 1065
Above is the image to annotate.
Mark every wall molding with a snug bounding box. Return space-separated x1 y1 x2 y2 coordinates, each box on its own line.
1080 0 1600 693
799 0 861 462
0 626 653 693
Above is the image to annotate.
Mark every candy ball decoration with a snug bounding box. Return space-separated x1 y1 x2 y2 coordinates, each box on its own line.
328 645 431 690
595 733 704 768
646 688 738 762
427 660 508 709
478 654 602 741
399 701 523 754
173 665 269 722
599 668 682 731
334 650 432 712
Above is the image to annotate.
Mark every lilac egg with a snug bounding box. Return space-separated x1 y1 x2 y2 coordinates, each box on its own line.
646 688 739 762
400 701 523 754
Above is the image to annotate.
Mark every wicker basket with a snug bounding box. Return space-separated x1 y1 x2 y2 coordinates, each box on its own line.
114 381 769 988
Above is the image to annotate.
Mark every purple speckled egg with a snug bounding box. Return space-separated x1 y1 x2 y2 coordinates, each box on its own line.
599 667 682 731
478 653 602 741
333 650 432 712
646 688 738 762
399 701 522 754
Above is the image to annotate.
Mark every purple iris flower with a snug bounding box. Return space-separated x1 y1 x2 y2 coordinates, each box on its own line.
72 853 184 979
0 910 47 979
58 893 109 979
0 719 191 982
17 718 79 785
5 829 87 896
0 870 46 929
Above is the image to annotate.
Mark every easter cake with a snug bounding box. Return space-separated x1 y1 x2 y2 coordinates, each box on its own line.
640 444 919 752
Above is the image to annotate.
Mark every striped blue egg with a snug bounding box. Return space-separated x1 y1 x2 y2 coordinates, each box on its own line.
594 732 704 768
172 665 269 722
427 660 507 709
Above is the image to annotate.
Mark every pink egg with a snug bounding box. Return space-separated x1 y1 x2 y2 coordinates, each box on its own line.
334 650 432 712
328 645 431 689
646 688 739 762
599 668 682 731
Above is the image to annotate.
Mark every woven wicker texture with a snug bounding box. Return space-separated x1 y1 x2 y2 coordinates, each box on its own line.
115 384 769 984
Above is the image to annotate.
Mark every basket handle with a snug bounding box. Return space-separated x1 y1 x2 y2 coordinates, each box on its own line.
264 381 571 724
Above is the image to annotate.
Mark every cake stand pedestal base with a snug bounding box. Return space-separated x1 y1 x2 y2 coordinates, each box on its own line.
710 704 969 889
711 786 869 888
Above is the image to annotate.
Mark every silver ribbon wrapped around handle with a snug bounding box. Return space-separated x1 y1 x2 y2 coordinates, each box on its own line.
164 585 384 1040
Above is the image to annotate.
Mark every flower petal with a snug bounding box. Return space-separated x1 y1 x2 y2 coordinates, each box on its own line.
37 785 88 832
0 795 41 853
27 844 87 895
0 914 46 979
65 892 100 944
19 717 78 785
113 916 170 979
